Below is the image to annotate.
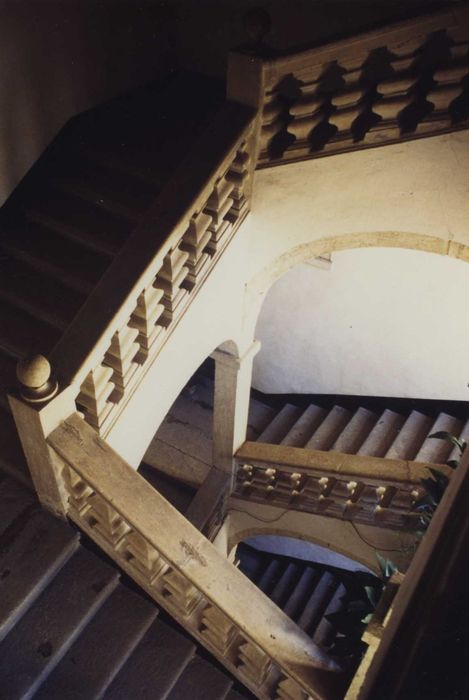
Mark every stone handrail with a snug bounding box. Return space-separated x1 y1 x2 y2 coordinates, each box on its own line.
228 4 469 165
347 442 469 699
48 102 256 434
234 441 452 530
47 413 346 700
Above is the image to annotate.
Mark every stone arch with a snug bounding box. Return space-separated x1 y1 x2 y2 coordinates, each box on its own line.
243 230 469 340
226 510 417 574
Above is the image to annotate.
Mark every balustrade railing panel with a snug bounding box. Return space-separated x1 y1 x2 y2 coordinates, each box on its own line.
49 103 256 435
229 6 469 166
234 441 451 531
347 447 469 699
47 413 345 700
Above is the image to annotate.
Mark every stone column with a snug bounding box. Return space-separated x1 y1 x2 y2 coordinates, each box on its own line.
9 354 76 517
211 340 261 484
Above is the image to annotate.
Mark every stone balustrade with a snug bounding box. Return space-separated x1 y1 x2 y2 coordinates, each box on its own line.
48 103 255 434
229 5 469 165
234 441 452 531
47 413 345 700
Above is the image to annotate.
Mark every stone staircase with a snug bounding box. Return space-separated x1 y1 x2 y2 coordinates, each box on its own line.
0 70 224 489
0 474 252 700
236 543 354 654
144 370 469 486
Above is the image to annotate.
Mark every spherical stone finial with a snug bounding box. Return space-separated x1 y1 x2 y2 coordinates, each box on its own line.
242 7 271 46
17 355 58 403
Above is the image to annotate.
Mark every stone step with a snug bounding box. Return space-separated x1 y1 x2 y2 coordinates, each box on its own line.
150 398 213 467
0 254 85 331
0 508 79 642
246 398 277 440
270 562 301 608
139 463 196 515
415 412 463 464
304 406 352 451
143 438 210 488
0 220 109 295
0 546 118 699
312 583 347 649
256 558 283 595
48 158 156 222
385 410 434 461
0 296 61 358
0 347 18 398
297 572 338 636
35 584 158 700
281 404 328 447
104 617 195 699
257 404 303 443
357 409 406 457
25 187 132 257
190 374 277 439
283 567 319 621
330 406 377 454
167 394 213 441
0 474 35 538
166 654 233 700
225 691 249 700
0 406 31 486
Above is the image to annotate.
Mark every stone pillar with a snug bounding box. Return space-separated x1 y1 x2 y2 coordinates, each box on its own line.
211 340 260 484
8 354 76 518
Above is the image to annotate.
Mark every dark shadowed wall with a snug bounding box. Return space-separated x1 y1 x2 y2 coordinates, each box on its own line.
0 0 456 204
0 0 176 204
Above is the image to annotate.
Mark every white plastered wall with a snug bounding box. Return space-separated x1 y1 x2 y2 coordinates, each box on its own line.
107 131 469 466
253 247 469 398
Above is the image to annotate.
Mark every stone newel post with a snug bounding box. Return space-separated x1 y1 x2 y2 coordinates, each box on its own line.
211 340 261 485
9 354 75 518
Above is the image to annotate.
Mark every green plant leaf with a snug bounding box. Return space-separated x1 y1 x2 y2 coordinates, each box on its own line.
429 432 465 453
429 468 449 489
377 554 398 580
365 585 379 608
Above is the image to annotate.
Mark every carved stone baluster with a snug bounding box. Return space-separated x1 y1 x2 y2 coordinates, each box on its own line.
426 64 469 120
343 479 365 519
154 247 190 326
276 676 311 700
300 475 322 509
83 491 130 546
447 23 469 60
77 364 115 429
371 74 417 138
339 49 371 88
237 640 274 687
200 605 239 658
290 471 304 498
129 286 165 360
104 324 140 401
374 484 399 526
203 176 236 256
288 90 325 143
226 146 250 220
238 462 254 490
180 210 213 289
329 87 368 141
119 530 167 581
161 568 203 616
260 92 285 154
317 475 336 512
62 466 95 516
